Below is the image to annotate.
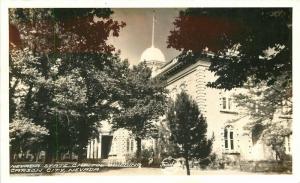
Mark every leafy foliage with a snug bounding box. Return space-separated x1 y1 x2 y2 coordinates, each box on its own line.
9 117 49 157
112 62 167 159
9 8 126 162
168 8 292 90
233 76 292 161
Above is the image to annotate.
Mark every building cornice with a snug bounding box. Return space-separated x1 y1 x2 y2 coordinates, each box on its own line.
156 53 213 82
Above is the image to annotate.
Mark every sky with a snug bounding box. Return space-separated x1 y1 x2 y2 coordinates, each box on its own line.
108 8 183 65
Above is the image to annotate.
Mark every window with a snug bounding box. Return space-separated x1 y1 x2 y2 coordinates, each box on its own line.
224 126 234 151
221 97 234 111
284 134 292 155
230 131 234 149
251 124 264 145
224 128 228 148
130 139 134 152
222 97 227 110
127 138 134 153
180 82 187 92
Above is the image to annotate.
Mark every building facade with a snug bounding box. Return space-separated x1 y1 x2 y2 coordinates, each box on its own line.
156 54 292 163
86 52 292 164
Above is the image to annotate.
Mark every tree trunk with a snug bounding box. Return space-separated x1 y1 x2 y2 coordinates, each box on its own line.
184 153 191 175
35 151 40 162
77 144 86 163
10 148 14 163
136 137 142 161
13 153 18 162
70 150 73 161
78 152 85 163
45 151 53 163
56 152 62 162
45 140 55 163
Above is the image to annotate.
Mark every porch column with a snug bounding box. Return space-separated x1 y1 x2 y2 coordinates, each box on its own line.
93 139 96 159
87 142 90 159
97 135 102 159
91 139 94 159
94 138 98 159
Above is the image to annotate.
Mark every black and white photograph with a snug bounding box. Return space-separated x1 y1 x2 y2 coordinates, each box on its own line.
1 1 299 181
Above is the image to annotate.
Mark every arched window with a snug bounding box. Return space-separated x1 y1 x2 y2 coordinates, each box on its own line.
127 138 134 153
251 124 264 145
130 139 134 152
180 82 187 92
224 126 234 150
126 138 130 152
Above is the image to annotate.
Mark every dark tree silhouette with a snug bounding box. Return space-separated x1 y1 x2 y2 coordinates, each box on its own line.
168 8 292 90
167 91 212 175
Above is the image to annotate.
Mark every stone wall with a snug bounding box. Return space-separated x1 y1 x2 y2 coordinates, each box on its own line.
239 161 292 173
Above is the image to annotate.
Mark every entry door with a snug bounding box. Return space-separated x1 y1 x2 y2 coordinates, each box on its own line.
101 135 113 159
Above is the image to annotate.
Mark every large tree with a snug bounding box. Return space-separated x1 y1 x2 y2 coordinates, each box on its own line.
111 62 167 160
233 75 292 161
9 8 126 162
166 91 212 175
168 8 292 90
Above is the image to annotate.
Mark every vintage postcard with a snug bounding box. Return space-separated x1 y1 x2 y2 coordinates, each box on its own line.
1 1 300 183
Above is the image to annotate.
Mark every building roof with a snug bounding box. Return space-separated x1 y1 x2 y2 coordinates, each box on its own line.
156 51 214 80
140 46 166 63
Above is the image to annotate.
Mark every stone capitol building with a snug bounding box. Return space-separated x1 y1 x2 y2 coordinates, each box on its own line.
86 15 292 165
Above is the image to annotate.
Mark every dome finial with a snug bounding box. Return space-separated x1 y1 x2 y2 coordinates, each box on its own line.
151 10 155 47
140 10 165 65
